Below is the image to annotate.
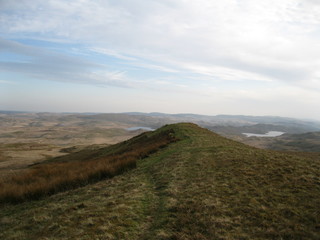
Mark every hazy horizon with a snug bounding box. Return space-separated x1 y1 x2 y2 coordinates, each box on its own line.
1 1 320 120
2 109 320 122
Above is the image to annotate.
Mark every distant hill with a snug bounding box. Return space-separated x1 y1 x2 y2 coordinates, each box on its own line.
1 111 320 154
268 132 320 152
124 112 320 132
2 111 319 132
1 123 319 239
208 123 314 135
234 130 320 153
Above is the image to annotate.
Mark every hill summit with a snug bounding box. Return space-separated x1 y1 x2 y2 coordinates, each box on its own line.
1 123 319 239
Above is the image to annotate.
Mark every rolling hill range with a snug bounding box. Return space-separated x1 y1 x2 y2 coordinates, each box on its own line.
267 132 320 152
1 112 319 157
1 123 320 239
227 130 320 153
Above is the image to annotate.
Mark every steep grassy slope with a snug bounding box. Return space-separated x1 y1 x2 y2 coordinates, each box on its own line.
0 123 319 239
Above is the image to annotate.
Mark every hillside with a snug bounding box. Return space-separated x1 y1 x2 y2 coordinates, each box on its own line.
233 131 320 153
1 123 319 239
268 132 320 152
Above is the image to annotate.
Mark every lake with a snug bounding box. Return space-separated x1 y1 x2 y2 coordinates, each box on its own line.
126 126 155 131
242 131 285 137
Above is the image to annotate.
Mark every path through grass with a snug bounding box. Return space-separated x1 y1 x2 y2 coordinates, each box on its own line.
1 123 319 239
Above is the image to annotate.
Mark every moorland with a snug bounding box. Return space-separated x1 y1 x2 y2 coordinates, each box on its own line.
0 112 319 239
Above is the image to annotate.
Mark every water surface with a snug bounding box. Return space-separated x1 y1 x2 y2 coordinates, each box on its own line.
126 126 155 131
242 131 285 137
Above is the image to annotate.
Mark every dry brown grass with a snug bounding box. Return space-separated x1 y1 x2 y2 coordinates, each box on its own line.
0 129 178 203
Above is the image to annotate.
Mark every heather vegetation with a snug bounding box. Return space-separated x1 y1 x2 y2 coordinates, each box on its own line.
0 123 319 239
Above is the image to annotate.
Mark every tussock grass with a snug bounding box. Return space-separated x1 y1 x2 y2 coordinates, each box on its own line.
0 129 178 203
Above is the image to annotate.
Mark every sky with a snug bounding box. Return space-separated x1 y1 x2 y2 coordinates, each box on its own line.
1 0 320 120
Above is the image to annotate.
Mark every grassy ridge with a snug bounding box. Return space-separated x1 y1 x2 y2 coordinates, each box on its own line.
0 129 178 203
0 123 319 239
143 124 320 239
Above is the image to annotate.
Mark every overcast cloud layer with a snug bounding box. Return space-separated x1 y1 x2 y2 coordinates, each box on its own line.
1 0 320 119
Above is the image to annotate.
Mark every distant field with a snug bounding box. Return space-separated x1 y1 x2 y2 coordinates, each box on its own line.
0 143 66 177
0 112 319 178
0 128 177 203
0 113 150 176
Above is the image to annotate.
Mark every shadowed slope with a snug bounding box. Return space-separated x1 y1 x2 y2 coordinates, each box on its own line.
0 123 319 239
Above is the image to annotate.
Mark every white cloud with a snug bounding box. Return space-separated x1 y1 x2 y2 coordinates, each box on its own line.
0 80 16 85
1 0 319 85
0 38 136 88
1 0 320 118
89 48 137 61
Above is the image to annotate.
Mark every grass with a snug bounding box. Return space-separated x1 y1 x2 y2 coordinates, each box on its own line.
0 123 319 239
0 128 178 203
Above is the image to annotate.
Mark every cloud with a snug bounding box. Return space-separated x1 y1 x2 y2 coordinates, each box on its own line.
89 48 137 61
0 38 137 88
1 0 320 119
0 80 16 85
1 0 320 89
